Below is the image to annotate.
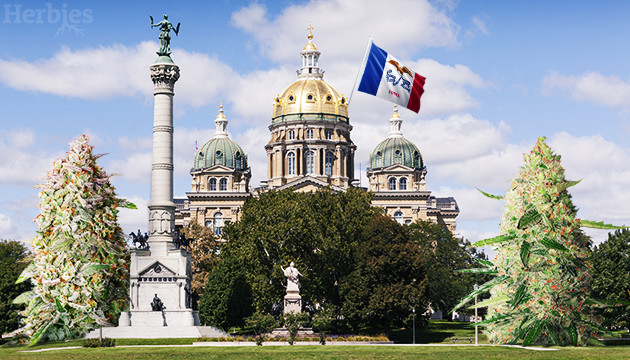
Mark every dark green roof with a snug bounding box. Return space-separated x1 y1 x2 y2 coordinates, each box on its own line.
193 137 248 171
369 137 423 170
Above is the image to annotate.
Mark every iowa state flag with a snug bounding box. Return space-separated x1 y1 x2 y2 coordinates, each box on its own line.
357 40 425 113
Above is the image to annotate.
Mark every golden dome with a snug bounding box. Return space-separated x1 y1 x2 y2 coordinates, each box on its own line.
273 79 348 118
303 41 318 51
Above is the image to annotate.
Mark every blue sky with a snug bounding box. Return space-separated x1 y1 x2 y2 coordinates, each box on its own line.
1 0 629 250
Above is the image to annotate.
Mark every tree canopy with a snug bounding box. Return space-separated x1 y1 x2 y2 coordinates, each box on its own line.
591 229 630 327
0 240 31 335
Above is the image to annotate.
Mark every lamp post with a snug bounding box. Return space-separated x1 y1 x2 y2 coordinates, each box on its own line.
412 306 416 344
474 283 479 346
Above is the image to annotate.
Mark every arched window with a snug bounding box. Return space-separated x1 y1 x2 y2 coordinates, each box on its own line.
288 130 295 140
413 151 420 168
205 220 212 228
389 177 396 190
288 152 296 175
306 129 314 139
325 129 333 140
213 212 223 236
306 151 315 174
394 211 403 224
219 178 227 191
399 177 407 190
209 178 217 191
235 152 242 169
325 152 334 175
394 149 402 164
375 151 382 168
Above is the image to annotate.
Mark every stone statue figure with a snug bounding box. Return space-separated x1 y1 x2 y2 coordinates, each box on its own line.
150 14 180 57
151 293 165 311
281 262 302 293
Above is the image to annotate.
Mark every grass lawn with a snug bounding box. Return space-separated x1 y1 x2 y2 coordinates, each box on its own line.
2 320 628 359
2 344 630 360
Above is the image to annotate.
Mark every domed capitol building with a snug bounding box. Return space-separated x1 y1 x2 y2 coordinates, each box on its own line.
175 30 459 235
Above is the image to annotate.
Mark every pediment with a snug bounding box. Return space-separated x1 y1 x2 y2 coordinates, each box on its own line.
276 176 344 192
139 261 177 277
194 164 237 174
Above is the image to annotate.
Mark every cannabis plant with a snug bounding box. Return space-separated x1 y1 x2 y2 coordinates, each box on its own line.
454 137 625 346
14 135 133 345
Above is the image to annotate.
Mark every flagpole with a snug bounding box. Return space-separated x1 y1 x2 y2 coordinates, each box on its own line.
347 37 374 107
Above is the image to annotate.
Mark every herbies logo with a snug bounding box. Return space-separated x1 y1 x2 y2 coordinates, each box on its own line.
3 3 93 36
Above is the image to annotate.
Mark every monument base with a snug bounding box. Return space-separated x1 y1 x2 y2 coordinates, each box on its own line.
283 292 302 314
85 309 227 339
85 326 228 339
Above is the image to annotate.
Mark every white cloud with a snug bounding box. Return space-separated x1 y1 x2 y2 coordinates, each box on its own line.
117 195 149 236
0 213 14 238
0 129 61 185
542 71 630 108
549 132 630 226
231 0 459 64
0 42 238 109
472 16 490 36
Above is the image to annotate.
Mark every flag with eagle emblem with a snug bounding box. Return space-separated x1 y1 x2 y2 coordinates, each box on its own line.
357 40 425 113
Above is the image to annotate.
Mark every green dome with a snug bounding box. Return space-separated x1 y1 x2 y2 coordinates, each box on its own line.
193 104 248 171
369 136 423 170
368 106 423 170
194 137 248 171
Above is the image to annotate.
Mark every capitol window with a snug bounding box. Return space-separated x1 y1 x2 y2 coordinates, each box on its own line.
394 211 404 224
399 177 407 190
209 178 217 191
288 152 296 175
389 177 396 190
325 152 334 175
325 129 333 140
219 178 227 191
394 149 402 164
214 212 223 236
235 152 242 169
306 129 314 139
306 151 315 174
288 130 295 140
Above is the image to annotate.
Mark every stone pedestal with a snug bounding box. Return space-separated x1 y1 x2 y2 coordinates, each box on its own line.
283 293 302 314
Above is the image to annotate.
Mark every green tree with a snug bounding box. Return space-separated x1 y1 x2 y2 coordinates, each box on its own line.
0 240 31 335
245 311 277 345
340 215 428 336
409 220 489 316
591 229 630 327
219 187 380 321
181 222 221 308
14 135 132 345
455 137 624 346
198 256 252 331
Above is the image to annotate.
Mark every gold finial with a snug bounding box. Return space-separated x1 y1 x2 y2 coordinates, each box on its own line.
216 100 226 120
307 23 314 40
391 105 401 119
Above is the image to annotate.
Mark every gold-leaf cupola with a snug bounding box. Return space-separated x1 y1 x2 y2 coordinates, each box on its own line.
298 24 323 79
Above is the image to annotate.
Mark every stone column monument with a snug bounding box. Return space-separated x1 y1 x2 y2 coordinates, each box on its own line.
87 16 225 338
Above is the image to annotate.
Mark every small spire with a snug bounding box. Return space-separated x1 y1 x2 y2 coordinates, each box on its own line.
213 101 228 138
307 23 314 40
389 105 403 137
